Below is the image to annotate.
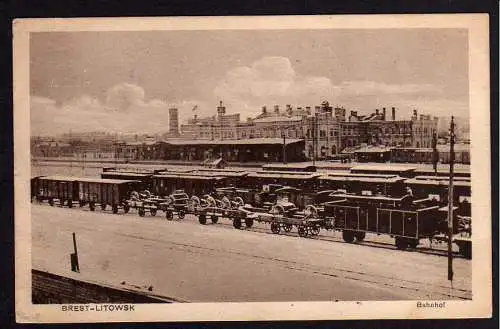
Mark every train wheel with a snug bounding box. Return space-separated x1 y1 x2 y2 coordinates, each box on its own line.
138 208 145 217
395 237 408 250
67 200 73 208
355 231 366 242
211 216 219 224
245 218 254 228
166 210 174 220
233 218 242 229
270 223 281 234
150 208 157 216
49 198 54 206
178 210 185 219
199 214 207 225
283 224 293 232
89 202 96 211
342 230 355 243
310 226 321 236
298 225 308 237
123 204 130 213
112 205 119 214
407 238 419 249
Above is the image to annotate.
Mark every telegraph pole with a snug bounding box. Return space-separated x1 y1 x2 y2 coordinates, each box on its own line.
282 133 286 164
432 131 438 176
447 116 455 282
312 116 316 166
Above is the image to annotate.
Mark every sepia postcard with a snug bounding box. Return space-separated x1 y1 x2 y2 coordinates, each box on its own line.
13 14 491 322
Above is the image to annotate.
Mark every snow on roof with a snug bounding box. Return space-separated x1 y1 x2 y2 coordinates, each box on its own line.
39 176 139 184
252 115 303 123
405 178 471 187
351 165 417 172
164 138 304 146
247 171 320 179
319 175 404 183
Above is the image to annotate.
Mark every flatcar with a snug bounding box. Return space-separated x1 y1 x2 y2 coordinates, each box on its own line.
319 194 442 249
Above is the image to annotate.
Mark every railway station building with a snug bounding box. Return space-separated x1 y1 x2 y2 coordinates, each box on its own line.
175 101 438 162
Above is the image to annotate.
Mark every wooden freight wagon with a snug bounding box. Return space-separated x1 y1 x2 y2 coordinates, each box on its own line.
34 176 79 207
243 171 321 191
318 173 406 197
77 178 140 213
100 171 153 191
404 176 471 216
321 194 441 249
151 173 227 196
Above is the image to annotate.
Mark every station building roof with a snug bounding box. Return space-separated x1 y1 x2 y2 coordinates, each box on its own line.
350 165 417 173
159 138 304 146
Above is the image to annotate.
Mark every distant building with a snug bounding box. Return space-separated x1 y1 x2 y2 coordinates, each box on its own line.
178 101 438 161
168 107 180 137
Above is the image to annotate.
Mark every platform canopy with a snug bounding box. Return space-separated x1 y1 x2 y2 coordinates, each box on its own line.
161 138 304 146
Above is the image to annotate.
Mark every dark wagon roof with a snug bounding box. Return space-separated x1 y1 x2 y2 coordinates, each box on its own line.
247 171 321 180
101 172 153 178
319 175 405 184
405 178 471 188
152 173 225 181
38 175 79 182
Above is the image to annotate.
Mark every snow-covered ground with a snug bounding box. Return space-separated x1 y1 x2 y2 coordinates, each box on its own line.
31 204 471 302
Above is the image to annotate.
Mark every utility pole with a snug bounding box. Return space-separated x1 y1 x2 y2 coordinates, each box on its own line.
432 131 438 176
282 133 286 164
447 116 455 282
312 116 316 166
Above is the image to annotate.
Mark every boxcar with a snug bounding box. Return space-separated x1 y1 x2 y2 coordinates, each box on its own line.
318 173 406 197
77 178 141 213
34 176 79 207
413 167 471 178
404 176 471 216
243 171 321 191
321 194 441 249
151 173 227 196
350 165 417 178
100 171 153 190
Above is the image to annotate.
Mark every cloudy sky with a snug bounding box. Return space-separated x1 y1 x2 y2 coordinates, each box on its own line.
30 29 469 135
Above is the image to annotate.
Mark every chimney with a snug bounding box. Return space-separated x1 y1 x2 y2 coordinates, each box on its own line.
217 100 226 117
262 106 267 114
382 107 386 120
391 107 396 120
274 105 280 114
